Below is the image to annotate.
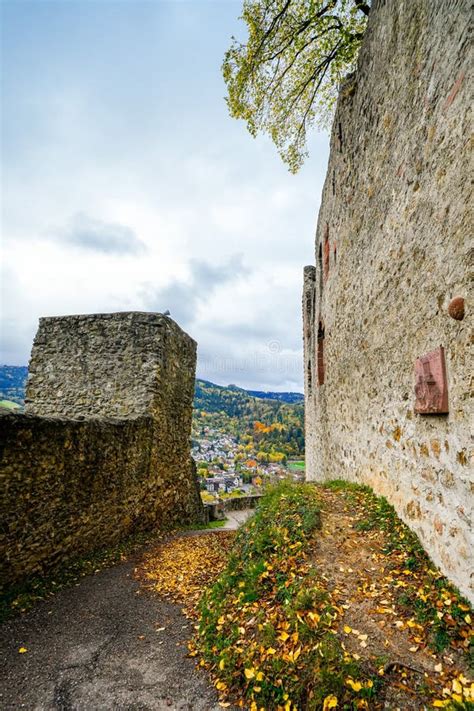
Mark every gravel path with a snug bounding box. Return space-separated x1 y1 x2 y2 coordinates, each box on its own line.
0 550 221 711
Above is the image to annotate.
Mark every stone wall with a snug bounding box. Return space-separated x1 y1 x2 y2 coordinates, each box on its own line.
304 0 472 601
25 312 194 420
0 312 204 587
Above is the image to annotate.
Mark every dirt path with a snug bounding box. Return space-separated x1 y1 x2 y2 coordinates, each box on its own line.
312 488 471 710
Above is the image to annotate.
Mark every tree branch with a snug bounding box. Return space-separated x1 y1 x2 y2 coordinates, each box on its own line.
353 1 370 16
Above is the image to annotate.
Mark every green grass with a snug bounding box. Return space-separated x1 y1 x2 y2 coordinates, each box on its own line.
179 519 228 531
0 399 21 410
287 459 305 471
194 482 377 710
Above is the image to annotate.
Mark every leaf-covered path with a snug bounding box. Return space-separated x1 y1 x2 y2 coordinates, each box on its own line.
0 495 471 711
311 487 472 709
136 484 472 710
0 538 225 711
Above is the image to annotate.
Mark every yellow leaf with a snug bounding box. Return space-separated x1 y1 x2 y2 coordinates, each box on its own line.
323 695 338 710
244 668 255 680
452 679 462 694
18 647 27 654
256 671 264 681
217 616 225 625
279 631 289 642
433 701 449 708
219 658 225 670
266 647 276 655
343 625 352 634
346 678 363 692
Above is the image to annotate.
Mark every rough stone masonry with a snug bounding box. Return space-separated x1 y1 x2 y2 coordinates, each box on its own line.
0 312 204 588
303 0 472 601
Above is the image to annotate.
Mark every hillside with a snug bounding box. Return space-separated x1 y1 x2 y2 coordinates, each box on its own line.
194 379 304 458
0 366 27 406
247 388 303 403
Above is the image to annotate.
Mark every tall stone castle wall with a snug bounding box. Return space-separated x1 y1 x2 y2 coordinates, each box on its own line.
0 312 204 588
304 0 472 601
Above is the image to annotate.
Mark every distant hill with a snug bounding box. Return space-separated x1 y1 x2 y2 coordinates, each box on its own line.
195 379 304 406
0 366 28 406
247 389 303 404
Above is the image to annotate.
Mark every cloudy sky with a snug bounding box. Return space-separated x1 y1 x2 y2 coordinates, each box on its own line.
1 0 329 392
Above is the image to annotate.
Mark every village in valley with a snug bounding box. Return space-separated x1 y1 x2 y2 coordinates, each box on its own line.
191 379 306 501
192 426 304 501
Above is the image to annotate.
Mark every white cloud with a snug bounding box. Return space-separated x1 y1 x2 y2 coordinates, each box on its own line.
1 0 329 390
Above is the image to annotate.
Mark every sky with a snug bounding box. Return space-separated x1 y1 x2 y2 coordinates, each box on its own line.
1 0 330 392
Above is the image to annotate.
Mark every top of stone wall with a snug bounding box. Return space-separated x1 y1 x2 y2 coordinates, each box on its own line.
25 311 197 419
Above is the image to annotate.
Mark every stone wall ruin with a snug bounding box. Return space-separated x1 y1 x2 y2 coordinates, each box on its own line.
0 312 204 588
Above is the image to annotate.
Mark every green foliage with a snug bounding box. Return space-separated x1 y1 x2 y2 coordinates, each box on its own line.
194 379 305 458
0 365 27 406
0 399 21 410
223 0 369 171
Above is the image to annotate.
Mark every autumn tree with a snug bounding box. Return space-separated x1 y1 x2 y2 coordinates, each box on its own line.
223 0 370 172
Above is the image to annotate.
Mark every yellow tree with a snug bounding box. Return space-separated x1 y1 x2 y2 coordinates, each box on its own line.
223 0 369 171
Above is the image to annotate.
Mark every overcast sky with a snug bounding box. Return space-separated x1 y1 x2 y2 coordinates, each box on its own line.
1 0 329 392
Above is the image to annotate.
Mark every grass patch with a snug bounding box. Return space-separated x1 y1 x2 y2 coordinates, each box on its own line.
0 399 21 410
180 519 228 531
192 482 377 710
287 460 305 471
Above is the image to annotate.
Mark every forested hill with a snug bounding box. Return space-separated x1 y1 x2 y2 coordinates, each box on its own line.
246 389 303 403
194 379 304 457
0 366 27 406
195 379 303 410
